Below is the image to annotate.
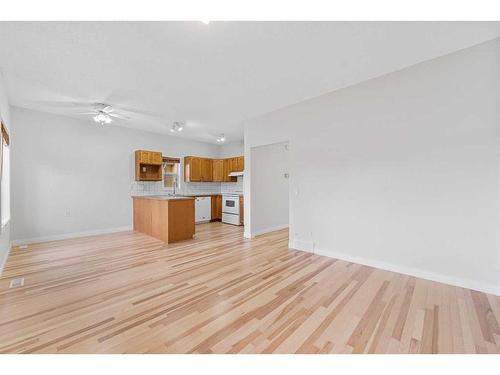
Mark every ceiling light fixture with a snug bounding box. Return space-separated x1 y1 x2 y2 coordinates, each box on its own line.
93 111 112 125
216 134 226 143
171 121 185 133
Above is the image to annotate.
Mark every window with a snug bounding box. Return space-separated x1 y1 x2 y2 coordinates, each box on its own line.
162 157 180 190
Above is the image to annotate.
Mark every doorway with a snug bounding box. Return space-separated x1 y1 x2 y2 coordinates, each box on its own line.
250 141 289 236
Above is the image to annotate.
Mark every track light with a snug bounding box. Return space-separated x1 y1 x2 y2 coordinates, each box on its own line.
216 134 226 143
171 121 185 133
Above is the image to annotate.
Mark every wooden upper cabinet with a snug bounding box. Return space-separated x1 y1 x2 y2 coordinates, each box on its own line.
135 150 163 181
151 152 163 165
212 159 224 182
201 158 213 181
137 150 162 165
184 156 202 182
230 157 238 173
236 156 244 172
184 155 244 182
223 158 235 182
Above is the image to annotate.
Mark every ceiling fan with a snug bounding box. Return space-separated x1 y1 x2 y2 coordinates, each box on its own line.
77 103 129 125
22 100 164 126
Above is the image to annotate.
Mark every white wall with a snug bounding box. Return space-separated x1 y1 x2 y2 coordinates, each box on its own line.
250 142 289 235
244 38 500 295
219 140 244 158
0 72 11 273
11 107 220 243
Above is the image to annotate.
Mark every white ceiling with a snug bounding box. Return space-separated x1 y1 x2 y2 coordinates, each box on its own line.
0 21 499 144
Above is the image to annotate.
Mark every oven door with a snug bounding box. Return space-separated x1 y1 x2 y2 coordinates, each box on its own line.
222 196 239 215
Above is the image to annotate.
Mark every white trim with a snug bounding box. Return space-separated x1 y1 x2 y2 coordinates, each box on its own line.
0 243 11 275
289 238 314 252
11 226 133 246
252 224 289 237
290 244 500 297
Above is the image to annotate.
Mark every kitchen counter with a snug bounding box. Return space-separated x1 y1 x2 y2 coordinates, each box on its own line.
133 195 194 201
132 196 195 243
181 193 219 197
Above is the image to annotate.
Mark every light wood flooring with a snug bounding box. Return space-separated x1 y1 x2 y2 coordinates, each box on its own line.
0 223 499 354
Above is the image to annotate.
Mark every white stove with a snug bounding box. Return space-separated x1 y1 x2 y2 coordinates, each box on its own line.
222 194 242 226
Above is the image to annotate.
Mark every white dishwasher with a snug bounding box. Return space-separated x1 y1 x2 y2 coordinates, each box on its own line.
195 196 211 224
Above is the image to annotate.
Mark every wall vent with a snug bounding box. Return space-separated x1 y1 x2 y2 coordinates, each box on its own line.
9 278 25 289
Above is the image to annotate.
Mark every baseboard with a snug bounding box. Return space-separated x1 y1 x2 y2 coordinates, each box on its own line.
289 238 314 252
252 224 289 237
11 226 133 246
290 243 500 297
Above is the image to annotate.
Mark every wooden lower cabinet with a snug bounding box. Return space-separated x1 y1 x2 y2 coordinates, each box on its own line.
211 195 222 221
133 197 195 243
239 196 244 225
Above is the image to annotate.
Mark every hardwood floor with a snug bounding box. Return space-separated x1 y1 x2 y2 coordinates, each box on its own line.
0 222 499 354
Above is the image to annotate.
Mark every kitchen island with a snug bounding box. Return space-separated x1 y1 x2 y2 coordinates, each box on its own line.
132 196 195 243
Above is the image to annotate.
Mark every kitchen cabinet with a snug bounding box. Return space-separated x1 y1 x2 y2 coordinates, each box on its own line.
184 156 202 182
133 196 195 243
212 159 224 182
236 156 244 172
239 196 244 225
137 150 162 165
184 155 244 182
201 158 213 181
230 157 239 173
135 150 163 181
211 195 222 221
223 158 236 182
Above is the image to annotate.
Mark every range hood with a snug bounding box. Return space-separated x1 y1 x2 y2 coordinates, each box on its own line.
228 171 244 177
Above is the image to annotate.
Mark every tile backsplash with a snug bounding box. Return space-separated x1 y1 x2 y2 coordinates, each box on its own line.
131 176 243 196
221 176 243 194
182 182 222 195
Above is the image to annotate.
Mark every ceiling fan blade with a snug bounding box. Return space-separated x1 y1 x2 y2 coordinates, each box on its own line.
109 112 130 120
25 100 93 109
75 111 97 115
101 105 113 113
113 105 162 118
